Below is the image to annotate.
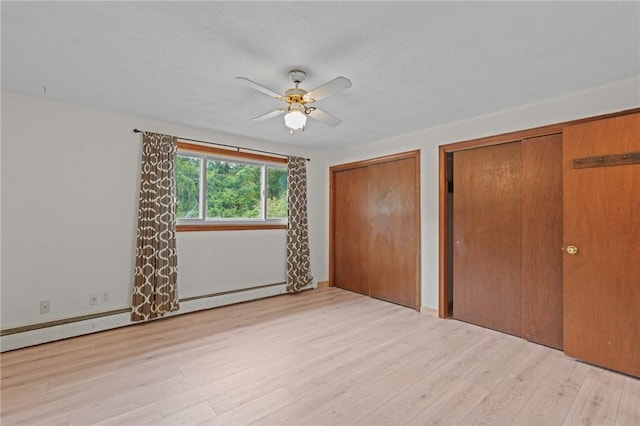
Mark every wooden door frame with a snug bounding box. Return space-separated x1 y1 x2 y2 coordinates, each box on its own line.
438 108 640 318
330 150 422 311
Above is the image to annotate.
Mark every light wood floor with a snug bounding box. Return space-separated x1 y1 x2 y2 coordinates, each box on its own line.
1 287 638 425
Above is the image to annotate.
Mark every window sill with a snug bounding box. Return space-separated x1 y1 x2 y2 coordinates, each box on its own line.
176 224 288 232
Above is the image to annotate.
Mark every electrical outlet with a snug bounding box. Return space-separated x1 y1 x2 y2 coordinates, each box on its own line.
39 300 50 314
89 294 100 306
101 292 109 304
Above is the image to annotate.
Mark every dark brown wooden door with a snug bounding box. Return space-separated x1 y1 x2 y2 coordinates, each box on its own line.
333 167 369 295
453 142 523 336
563 113 640 377
331 151 420 310
521 134 564 349
367 158 419 308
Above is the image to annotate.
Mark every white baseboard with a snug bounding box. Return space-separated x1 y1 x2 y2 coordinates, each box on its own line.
420 305 439 318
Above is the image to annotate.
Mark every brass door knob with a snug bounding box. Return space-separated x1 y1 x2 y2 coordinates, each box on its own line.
566 245 579 255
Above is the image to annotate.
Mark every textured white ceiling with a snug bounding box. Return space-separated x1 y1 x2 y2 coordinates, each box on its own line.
2 1 639 151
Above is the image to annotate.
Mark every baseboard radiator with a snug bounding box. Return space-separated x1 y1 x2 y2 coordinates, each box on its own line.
1 282 290 351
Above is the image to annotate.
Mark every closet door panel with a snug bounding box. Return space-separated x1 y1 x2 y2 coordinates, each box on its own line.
367 157 419 309
522 134 564 349
453 142 523 336
333 167 369 295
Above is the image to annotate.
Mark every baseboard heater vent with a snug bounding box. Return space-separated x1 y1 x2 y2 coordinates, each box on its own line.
0 282 286 337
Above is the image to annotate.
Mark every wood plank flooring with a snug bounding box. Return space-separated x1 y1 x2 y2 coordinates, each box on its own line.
1 287 638 425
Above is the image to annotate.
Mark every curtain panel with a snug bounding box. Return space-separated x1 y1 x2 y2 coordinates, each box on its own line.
286 156 313 292
131 132 180 321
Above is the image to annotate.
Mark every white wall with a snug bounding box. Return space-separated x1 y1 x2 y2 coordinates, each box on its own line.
2 75 638 350
1 91 328 350
328 75 640 310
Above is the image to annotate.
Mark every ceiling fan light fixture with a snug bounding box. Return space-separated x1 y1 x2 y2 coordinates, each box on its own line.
239 70 352 132
284 104 307 130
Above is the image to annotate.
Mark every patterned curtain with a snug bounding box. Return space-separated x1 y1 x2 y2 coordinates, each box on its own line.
286 156 314 292
131 132 179 321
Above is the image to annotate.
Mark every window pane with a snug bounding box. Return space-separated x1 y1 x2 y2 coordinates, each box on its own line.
176 155 202 219
206 160 261 219
267 167 288 219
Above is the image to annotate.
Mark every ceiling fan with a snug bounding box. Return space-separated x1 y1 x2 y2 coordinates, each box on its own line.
236 70 352 134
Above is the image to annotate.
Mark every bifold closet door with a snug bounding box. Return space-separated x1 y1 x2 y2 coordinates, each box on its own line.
453 142 523 336
563 113 640 377
333 167 369 295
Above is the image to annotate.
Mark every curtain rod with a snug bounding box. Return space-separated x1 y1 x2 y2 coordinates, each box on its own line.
133 129 310 162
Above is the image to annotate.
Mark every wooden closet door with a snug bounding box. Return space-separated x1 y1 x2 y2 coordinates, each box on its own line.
333 167 369 295
367 157 419 309
521 134 564 349
453 142 523 336
563 113 640 377
331 151 420 309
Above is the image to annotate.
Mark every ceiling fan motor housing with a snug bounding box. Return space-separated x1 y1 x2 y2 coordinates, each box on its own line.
285 87 310 105
287 70 311 105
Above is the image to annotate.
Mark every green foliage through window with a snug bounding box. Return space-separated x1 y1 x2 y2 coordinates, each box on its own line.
176 152 287 223
267 168 288 219
206 160 261 219
176 156 201 219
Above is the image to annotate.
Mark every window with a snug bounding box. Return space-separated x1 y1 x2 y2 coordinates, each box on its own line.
175 142 288 231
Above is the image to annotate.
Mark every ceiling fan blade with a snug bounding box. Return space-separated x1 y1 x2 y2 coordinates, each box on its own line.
236 77 284 99
307 108 342 127
253 108 287 121
305 76 352 102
